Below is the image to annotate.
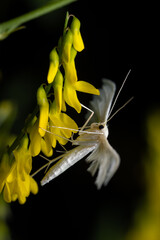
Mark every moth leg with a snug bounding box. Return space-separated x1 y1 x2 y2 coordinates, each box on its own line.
31 153 65 177
57 143 67 153
80 103 94 131
40 127 75 143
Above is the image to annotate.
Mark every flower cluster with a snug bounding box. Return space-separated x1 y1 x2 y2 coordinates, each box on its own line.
0 135 38 204
0 14 99 204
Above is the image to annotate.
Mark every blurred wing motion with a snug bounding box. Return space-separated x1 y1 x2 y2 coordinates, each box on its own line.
86 79 116 123
86 138 120 189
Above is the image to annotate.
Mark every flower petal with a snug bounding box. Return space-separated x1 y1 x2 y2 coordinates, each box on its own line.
74 81 100 95
3 183 11 203
63 82 81 113
53 70 63 113
37 85 49 137
47 120 57 148
73 31 84 52
29 120 41 157
48 117 68 146
0 153 14 192
60 113 78 138
63 60 77 84
6 164 16 183
47 48 59 84
62 29 73 63
38 104 49 137
41 137 53 157
70 16 84 52
30 177 38 195
61 93 67 112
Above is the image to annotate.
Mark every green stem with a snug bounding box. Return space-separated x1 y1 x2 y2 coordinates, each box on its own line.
63 11 69 35
0 0 76 40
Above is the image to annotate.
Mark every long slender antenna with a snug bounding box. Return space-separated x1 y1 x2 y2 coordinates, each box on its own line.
108 69 131 118
107 96 134 122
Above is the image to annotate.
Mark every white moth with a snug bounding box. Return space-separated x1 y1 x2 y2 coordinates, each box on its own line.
41 73 131 188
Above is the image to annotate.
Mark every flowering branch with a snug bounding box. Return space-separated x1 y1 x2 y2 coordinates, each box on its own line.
0 12 99 204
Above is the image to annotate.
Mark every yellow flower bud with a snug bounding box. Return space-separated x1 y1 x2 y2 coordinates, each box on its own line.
37 85 48 106
37 86 49 137
70 16 84 52
47 48 59 84
62 29 73 63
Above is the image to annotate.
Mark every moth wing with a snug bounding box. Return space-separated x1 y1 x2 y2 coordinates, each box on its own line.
86 139 120 189
41 145 96 186
86 79 116 123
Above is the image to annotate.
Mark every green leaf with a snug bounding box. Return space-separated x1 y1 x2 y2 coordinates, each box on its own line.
0 0 76 40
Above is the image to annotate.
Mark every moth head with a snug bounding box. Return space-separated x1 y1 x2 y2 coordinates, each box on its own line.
90 122 108 137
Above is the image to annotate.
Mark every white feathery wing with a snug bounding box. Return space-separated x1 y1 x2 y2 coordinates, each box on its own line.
86 79 116 123
84 79 120 188
41 79 120 188
41 145 96 186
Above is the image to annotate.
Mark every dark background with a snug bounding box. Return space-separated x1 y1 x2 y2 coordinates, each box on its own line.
0 1 157 240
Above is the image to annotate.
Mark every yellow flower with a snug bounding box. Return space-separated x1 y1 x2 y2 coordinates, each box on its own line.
37 85 49 137
28 117 53 157
47 48 59 84
70 16 84 52
48 101 78 147
0 135 38 204
63 47 100 113
3 167 38 204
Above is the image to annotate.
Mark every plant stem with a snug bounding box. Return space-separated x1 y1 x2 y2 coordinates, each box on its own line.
63 11 69 35
0 0 76 40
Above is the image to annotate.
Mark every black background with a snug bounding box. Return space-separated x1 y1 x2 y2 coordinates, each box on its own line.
0 1 158 240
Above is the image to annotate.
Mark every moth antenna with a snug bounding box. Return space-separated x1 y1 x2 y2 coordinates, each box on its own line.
107 96 134 122
108 69 131 118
